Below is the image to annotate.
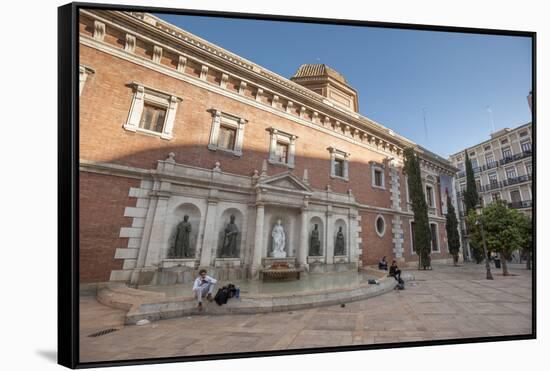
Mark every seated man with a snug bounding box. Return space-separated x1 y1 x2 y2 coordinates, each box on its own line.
192 269 217 310
378 256 388 270
388 260 402 281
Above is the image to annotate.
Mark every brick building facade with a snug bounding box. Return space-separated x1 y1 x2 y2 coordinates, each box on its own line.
78 9 458 285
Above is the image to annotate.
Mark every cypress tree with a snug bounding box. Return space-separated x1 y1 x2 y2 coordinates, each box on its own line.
403 147 432 269
463 151 482 263
463 151 479 212
445 194 461 266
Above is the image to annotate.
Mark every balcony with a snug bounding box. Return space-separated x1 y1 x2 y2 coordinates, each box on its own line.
508 200 533 209
456 150 532 178
480 174 532 192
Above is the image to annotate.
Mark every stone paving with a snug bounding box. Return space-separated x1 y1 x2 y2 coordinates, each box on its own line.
79 263 533 363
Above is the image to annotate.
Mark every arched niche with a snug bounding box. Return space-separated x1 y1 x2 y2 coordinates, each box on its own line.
267 213 292 257
217 208 244 258
168 203 201 259
308 216 324 256
334 218 348 256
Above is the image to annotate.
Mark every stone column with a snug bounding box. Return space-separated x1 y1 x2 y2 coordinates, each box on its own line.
199 199 219 267
326 205 335 264
298 206 309 268
251 203 265 277
144 190 170 267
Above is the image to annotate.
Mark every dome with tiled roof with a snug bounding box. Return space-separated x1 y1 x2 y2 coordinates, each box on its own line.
291 64 359 113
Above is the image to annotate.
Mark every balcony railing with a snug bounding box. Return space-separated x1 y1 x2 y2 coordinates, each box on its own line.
508 200 533 209
480 174 532 192
456 150 532 178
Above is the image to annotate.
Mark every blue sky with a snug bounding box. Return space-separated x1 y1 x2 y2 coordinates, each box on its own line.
155 13 532 158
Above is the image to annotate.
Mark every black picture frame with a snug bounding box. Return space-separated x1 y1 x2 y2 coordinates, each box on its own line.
58 2 536 368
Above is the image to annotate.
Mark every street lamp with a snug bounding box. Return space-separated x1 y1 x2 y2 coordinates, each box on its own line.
475 205 493 280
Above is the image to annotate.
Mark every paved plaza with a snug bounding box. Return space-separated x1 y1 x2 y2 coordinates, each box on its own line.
80 263 532 363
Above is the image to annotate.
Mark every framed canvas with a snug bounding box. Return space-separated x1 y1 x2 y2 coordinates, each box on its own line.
58 2 536 368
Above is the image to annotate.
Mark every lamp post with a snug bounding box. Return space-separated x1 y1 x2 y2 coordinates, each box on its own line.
475 205 493 280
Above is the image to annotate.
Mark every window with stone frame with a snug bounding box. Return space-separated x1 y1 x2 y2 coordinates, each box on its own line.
488 172 498 185
334 158 344 177
475 178 482 191
268 128 297 168
371 162 385 189
525 162 532 176
276 141 289 163
139 102 167 133
124 82 182 140
491 192 501 202
79 65 95 96
328 147 350 181
505 166 517 179
208 109 247 156
375 215 386 237
520 138 532 153
501 145 512 159
485 152 495 166
426 185 435 207
217 125 237 151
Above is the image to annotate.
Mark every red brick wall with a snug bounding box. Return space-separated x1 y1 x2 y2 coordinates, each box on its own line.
79 45 394 208
360 211 395 265
79 172 139 283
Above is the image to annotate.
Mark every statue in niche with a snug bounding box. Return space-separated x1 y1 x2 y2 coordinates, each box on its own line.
173 215 192 258
334 226 346 255
271 219 286 258
309 224 321 256
220 214 239 257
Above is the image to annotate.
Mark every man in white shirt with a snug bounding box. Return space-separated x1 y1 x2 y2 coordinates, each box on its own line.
192 269 217 310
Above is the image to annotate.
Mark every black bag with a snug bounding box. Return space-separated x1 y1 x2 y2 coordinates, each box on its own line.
214 287 229 305
227 283 237 298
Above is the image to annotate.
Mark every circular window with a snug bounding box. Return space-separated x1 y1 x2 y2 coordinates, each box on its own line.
375 215 386 237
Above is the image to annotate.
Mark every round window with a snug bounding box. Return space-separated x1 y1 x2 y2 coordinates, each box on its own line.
375 215 385 237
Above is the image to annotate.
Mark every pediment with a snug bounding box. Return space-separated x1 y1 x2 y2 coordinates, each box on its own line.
257 172 313 194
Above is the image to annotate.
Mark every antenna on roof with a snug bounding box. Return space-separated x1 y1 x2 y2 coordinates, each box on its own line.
486 105 496 133
422 108 429 145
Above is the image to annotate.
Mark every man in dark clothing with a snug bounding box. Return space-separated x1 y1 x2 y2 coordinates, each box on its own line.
378 256 388 270
389 260 402 281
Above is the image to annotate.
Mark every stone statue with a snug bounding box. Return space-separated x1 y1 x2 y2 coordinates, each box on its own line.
309 224 321 256
271 219 286 258
174 215 192 258
334 226 345 255
221 214 239 257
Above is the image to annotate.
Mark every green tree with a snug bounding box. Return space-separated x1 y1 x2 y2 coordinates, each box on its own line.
445 195 461 266
403 147 432 269
463 152 479 212
466 201 531 276
519 215 533 270
463 151 482 263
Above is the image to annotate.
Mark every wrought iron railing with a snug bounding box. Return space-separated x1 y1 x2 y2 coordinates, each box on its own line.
508 200 533 209
456 150 532 178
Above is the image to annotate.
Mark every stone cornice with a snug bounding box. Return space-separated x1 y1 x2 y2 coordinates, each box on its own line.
80 159 442 219
80 9 455 172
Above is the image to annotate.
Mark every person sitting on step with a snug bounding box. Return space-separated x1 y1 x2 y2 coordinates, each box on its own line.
192 269 217 311
389 260 402 281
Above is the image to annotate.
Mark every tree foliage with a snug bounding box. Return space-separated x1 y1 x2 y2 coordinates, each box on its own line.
403 147 431 269
463 151 481 262
466 201 532 276
463 152 479 213
445 195 461 266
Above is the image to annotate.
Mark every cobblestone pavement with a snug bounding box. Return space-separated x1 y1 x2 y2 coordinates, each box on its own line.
80 263 532 363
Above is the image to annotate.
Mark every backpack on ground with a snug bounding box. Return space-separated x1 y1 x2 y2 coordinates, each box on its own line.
214 287 229 305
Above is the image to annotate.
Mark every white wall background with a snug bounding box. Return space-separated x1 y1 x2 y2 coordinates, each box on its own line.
0 0 546 370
